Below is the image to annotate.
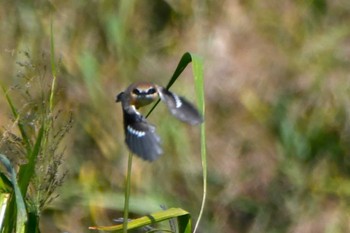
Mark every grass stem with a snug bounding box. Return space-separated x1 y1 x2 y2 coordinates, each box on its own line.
122 152 133 233
49 20 56 113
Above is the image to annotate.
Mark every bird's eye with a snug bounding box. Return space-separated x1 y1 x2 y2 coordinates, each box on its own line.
147 88 156 95
132 89 141 95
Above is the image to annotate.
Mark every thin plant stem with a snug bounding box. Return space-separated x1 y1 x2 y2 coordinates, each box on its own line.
123 152 133 233
193 124 207 233
49 20 56 113
191 54 206 233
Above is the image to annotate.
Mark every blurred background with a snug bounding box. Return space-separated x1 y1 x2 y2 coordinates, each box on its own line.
1 0 350 232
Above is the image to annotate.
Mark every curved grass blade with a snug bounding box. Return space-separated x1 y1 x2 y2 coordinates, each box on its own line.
164 52 193 90
146 52 193 118
89 207 191 232
0 154 27 233
190 54 207 233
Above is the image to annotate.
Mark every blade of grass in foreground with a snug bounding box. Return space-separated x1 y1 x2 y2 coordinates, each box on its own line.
146 52 192 118
17 126 44 195
89 207 191 232
0 154 27 233
190 54 206 233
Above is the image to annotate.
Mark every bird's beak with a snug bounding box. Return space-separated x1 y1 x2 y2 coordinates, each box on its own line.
116 92 124 102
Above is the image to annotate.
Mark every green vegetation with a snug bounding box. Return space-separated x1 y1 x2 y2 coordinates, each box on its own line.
1 0 350 232
0 26 71 232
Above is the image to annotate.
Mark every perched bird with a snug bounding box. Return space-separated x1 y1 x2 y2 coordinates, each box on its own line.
116 82 203 161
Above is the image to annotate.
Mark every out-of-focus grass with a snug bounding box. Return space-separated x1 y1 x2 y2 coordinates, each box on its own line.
1 0 350 232
0 25 71 232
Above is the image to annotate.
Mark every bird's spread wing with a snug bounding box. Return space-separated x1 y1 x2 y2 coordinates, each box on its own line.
122 107 162 161
157 87 203 125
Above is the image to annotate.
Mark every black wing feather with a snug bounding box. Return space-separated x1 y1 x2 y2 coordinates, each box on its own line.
122 109 162 161
158 88 203 125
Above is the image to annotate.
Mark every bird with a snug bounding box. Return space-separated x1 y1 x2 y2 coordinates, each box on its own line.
116 81 203 161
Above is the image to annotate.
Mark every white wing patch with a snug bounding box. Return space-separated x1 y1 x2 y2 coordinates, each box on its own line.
173 93 182 108
127 125 146 137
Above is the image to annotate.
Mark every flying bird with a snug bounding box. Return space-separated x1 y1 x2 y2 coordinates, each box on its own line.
116 82 203 161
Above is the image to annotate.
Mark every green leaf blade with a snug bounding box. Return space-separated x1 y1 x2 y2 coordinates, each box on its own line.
189 53 207 233
89 207 191 232
0 154 28 233
18 126 44 195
